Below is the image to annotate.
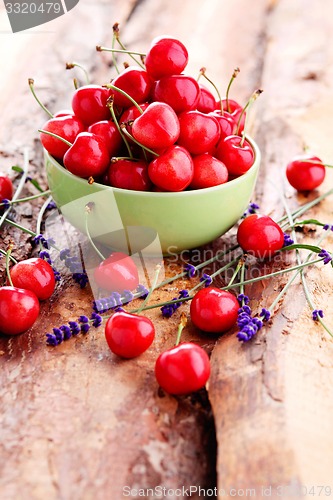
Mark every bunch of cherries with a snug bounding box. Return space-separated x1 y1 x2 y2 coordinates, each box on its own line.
38 36 258 192
0 33 330 397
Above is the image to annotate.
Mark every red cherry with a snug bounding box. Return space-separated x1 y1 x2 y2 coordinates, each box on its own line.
197 84 216 113
177 111 220 155
145 36 188 80
209 110 236 140
153 75 200 114
0 174 13 203
40 115 85 160
286 154 325 191
155 342 210 395
105 311 155 358
132 102 180 150
72 85 110 126
88 120 122 156
10 258 56 300
148 145 194 192
120 102 150 142
111 66 152 109
93 252 139 292
237 214 285 258
215 135 254 176
190 287 239 333
63 132 110 178
190 154 228 189
0 286 40 335
218 99 245 134
107 159 151 191
53 109 74 117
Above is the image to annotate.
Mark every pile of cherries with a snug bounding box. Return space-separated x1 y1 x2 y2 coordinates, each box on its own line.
39 36 256 192
0 33 329 397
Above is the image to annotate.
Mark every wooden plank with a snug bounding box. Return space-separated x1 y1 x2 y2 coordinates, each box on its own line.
209 0 333 496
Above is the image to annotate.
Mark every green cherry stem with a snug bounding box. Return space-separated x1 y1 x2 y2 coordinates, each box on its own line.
175 312 187 346
0 248 17 264
112 23 146 69
199 67 224 114
107 97 133 158
96 46 146 57
28 78 53 118
0 148 30 231
225 67 240 113
38 129 72 147
120 125 159 157
238 89 263 146
105 84 144 114
84 203 106 260
5 246 14 287
65 62 90 84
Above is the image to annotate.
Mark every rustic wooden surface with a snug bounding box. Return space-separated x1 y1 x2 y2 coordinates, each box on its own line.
1 0 333 499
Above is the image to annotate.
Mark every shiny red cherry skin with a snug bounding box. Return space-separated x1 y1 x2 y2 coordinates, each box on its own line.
190 287 239 333
0 286 40 335
93 252 139 293
190 154 228 189
237 214 285 258
132 102 180 150
72 85 110 126
155 342 210 395
177 111 220 155
120 102 150 142
107 159 151 191
197 84 216 113
209 110 236 140
215 135 254 176
286 154 325 191
111 66 152 109
88 120 122 156
63 132 110 178
148 145 193 192
145 36 188 80
10 258 56 301
218 99 245 133
0 174 13 203
53 109 74 117
105 311 155 358
153 75 200 114
40 115 85 160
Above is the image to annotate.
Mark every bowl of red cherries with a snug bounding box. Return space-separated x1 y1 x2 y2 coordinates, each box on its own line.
39 35 261 254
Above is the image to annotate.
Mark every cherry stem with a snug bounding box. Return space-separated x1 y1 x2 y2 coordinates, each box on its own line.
120 125 159 157
225 67 240 113
66 62 90 85
137 264 162 314
96 46 146 57
106 83 144 115
227 257 245 289
175 312 187 346
5 245 14 287
38 129 72 147
239 89 263 147
112 23 145 69
73 78 79 90
0 249 17 264
299 159 333 168
107 98 133 158
0 147 30 231
199 67 224 115
84 203 107 260
28 78 53 118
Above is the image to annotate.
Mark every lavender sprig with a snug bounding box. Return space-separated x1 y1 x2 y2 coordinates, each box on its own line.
161 290 190 318
46 312 103 346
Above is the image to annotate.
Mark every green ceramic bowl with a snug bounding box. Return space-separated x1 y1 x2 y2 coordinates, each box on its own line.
45 138 260 255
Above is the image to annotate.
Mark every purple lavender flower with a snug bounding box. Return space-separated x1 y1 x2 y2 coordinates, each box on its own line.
1 198 11 210
318 248 332 265
200 273 213 287
312 309 324 321
184 263 197 278
161 289 189 318
283 233 294 247
236 304 265 342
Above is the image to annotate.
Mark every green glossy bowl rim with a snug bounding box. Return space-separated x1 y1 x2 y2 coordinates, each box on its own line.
45 135 260 197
